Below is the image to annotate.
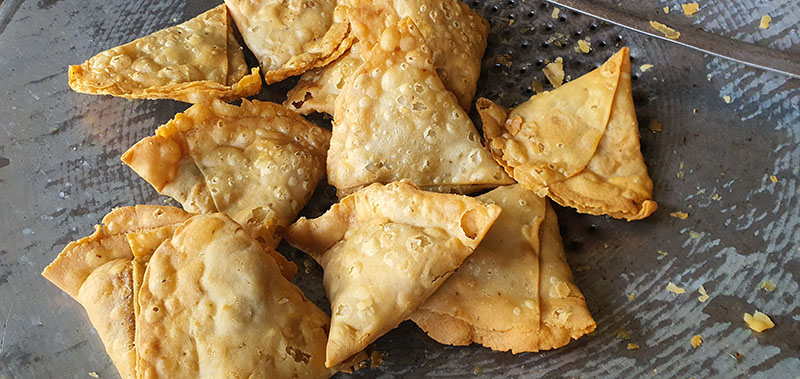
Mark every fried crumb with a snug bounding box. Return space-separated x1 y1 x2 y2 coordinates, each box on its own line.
691 334 703 348
616 328 631 340
473 365 484 375
508 18 515 26
648 119 663 132
698 285 710 302
650 21 681 39
724 95 732 104
627 343 640 350
640 64 654 72
531 80 544 93
657 250 669 257
370 350 386 368
760 280 777 292
575 265 590 272
88 373 99 378
627 293 636 301
693 108 698 114
744 311 775 332
760 15 772 29
543 57 565 88
670 211 689 220
667 282 686 294
682 3 700 16
711 193 721 201
551 7 560 19
769 175 778 183
663 6 670 14
689 231 701 239
495 54 513 67
577 39 591 54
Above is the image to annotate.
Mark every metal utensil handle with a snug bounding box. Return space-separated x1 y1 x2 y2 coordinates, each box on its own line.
547 0 800 79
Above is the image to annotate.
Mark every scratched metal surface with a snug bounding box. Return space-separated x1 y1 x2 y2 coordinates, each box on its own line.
0 0 798 378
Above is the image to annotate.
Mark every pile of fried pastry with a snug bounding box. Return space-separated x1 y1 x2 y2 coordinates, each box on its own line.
44 1 657 378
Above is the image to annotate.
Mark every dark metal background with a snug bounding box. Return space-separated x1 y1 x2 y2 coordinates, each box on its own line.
1 0 798 378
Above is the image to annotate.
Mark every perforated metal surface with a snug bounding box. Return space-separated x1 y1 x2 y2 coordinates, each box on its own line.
1 0 798 378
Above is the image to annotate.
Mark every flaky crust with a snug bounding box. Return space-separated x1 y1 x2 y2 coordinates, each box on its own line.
225 0 355 84
478 48 657 221
135 213 335 379
343 0 489 110
122 99 332 278
328 18 512 196
68 5 261 103
287 181 502 367
411 185 596 353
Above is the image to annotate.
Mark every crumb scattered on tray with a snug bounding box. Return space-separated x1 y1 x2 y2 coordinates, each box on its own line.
577 39 591 54
473 365 484 375
744 311 775 332
649 21 681 39
663 6 670 14
670 211 689 220
627 293 636 301
724 95 732 104
543 57 565 88
531 80 544 93
711 193 721 201
575 265 590 272
689 231 701 239
657 250 669 257
88 373 99 378
648 119 663 132
769 175 778 183
667 282 686 294
691 334 703 348
495 54 513 67
616 328 631 340
370 350 386 368
627 343 640 350
640 64 654 72
509 18 515 26
552 7 560 19
760 280 777 292
760 15 772 29
698 285 710 302
682 3 700 16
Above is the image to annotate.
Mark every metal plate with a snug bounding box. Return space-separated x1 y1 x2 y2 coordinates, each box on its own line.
1 0 798 378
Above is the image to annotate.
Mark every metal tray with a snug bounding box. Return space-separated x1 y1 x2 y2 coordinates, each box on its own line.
1 0 798 377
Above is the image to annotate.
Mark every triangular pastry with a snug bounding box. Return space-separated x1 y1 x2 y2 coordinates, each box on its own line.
410 184 596 352
42 205 192 379
224 0 355 84
135 213 336 378
122 99 332 278
68 4 261 103
284 42 364 116
329 18 512 197
343 0 489 110
286 181 502 367
478 48 657 221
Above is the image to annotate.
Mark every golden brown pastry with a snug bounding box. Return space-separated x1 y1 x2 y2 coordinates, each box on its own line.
410 184 596 352
328 18 512 197
478 48 657 221
284 42 364 115
343 0 489 110
286 181 502 367
136 213 336 379
68 4 260 103
224 0 355 84
122 99 332 278
42 205 192 379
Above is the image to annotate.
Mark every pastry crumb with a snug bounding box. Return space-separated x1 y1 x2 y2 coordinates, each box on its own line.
711 193 721 201
543 57 565 88
531 80 544 93
552 7 560 19
473 365 484 375
640 64 654 72
575 265 590 272
370 350 386 368
663 6 670 14
698 285 710 302
88 373 99 378
627 293 636 301
760 15 772 29
627 343 640 350
769 175 778 183
724 95 732 104
616 328 631 340
657 250 669 256
667 282 686 294
682 3 700 16
743 311 775 332
577 39 591 54
650 21 681 39
508 18 515 26
648 119 663 132
760 280 776 292
670 211 689 220
691 334 703 348
689 231 701 239
495 54 513 67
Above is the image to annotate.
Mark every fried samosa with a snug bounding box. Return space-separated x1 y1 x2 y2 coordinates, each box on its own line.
286 181 502 367
122 99 331 278
68 4 260 103
42 205 192 379
328 18 512 197
224 0 355 84
410 184 596 352
343 0 489 110
478 48 657 221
